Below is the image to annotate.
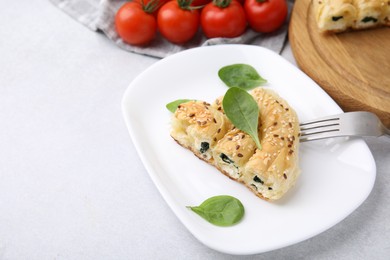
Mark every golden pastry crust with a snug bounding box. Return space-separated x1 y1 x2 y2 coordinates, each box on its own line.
212 128 257 180
241 88 300 201
211 96 258 180
171 101 231 162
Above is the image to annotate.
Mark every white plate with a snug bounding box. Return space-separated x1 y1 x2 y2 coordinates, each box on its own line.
121 45 376 255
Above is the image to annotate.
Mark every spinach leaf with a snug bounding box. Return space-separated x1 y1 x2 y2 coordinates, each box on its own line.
166 99 191 113
218 64 267 90
222 87 261 149
187 195 244 227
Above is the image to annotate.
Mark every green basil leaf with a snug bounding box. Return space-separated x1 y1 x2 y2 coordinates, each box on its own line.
218 64 267 90
222 87 261 150
166 99 191 113
187 195 244 227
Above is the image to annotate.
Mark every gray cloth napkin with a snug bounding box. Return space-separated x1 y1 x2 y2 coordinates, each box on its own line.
49 0 293 58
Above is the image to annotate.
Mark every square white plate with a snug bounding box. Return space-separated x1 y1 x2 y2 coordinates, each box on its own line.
122 45 376 255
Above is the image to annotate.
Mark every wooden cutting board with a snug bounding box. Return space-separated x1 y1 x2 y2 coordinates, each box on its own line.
289 0 390 127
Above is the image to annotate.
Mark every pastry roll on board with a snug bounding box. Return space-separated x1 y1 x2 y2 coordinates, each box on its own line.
313 0 356 32
353 0 384 29
313 0 390 32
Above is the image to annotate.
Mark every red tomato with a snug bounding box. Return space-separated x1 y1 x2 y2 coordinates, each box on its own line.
244 0 288 33
115 2 157 45
157 1 200 44
200 0 247 38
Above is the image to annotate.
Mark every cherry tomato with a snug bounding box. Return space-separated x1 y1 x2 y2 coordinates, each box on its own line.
200 0 247 38
157 1 200 44
115 2 157 45
244 0 288 33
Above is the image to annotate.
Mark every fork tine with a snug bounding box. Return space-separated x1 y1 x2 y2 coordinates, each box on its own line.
299 130 344 142
300 115 340 128
299 115 341 142
300 124 340 136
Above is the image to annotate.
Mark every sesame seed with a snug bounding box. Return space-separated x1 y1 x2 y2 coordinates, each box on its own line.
213 118 217 123
237 153 243 157
189 113 195 117
217 128 221 133
236 145 240 150
283 173 287 179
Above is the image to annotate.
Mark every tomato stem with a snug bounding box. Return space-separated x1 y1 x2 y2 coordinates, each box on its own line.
177 0 194 10
141 0 161 13
212 0 232 8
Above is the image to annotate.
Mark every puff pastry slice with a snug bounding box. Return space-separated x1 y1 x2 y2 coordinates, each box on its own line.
169 88 300 201
241 88 300 201
171 101 231 162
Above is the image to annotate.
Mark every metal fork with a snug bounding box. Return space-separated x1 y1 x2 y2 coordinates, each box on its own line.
299 111 390 142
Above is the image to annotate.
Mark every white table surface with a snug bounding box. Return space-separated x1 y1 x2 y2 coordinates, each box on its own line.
1 1 389 259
